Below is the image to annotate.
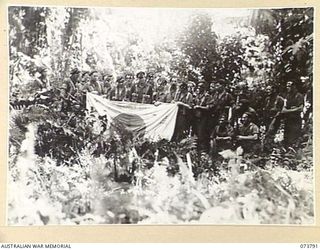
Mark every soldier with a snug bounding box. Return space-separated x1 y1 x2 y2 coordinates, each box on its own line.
237 81 251 100
233 98 257 127
76 71 91 108
146 71 156 89
187 81 196 97
62 68 81 96
130 71 153 103
123 71 134 101
79 71 92 93
59 68 82 111
208 81 234 133
170 76 178 86
210 114 235 154
89 71 103 95
193 81 211 152
80 71 91 88
110 76 127 101
237 112 260 155
124 71 134 88
129 71 143 102
249 85 266 125
281 81 304 148
187 81 197 135
187 81 197 136
101 72 114 98
215 81 234 110
22 66 51 102
166 82 177 103
262 85 285 134
172 82 193 141
142 75 154 104
154 77 169 103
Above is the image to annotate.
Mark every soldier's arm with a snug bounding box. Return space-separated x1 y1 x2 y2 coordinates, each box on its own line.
216 135 232 140
186 93 194 107
194 104 209 110
238 134 258 140
281 95 304 114
238 124 259 140
203 93 214 109
281 105 303 114
176 101 191 109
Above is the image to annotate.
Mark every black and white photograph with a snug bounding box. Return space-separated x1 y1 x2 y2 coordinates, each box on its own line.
7 6 314 225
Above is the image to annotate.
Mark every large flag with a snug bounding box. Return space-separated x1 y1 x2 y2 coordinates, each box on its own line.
86 93 178 141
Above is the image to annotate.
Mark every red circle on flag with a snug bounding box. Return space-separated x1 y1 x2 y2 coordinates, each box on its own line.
113 113 146 137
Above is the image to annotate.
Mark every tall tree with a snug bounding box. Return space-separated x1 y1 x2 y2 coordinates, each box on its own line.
61 8 90 75
9 6 49 57
215 33 245 84
178 13 219 83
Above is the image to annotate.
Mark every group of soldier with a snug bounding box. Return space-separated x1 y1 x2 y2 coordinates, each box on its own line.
11 66 313 157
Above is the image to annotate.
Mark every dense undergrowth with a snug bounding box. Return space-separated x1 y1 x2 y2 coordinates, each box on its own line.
8 105 314 225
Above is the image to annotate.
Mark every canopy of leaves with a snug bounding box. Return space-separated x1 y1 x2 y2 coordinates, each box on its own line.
251 8 313 89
